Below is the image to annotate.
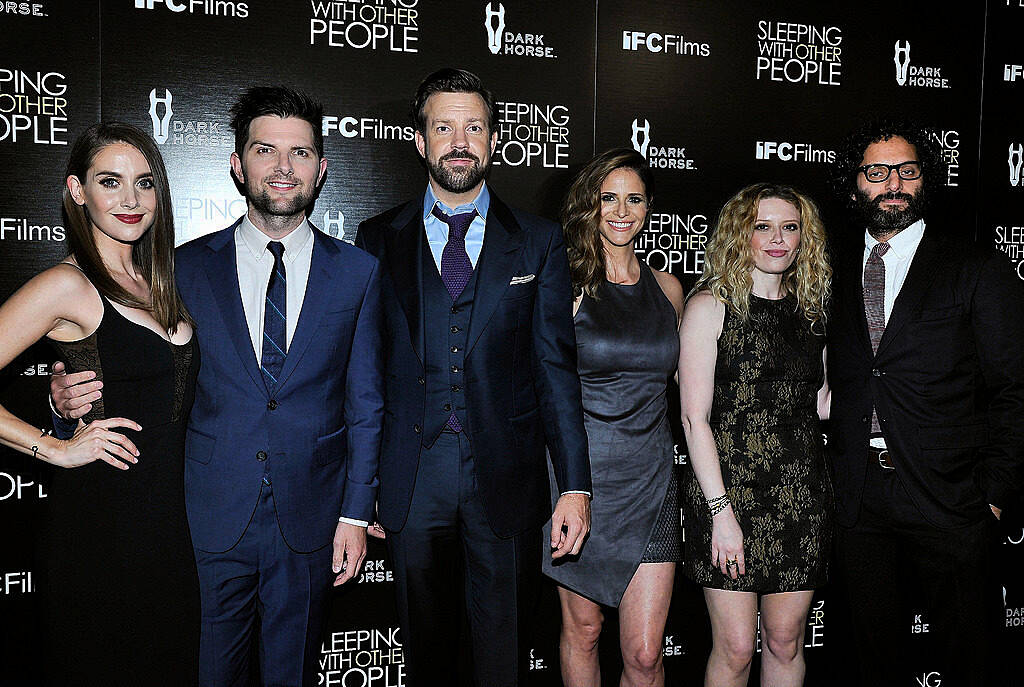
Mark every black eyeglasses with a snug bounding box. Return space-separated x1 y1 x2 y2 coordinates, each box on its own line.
857 161 922 183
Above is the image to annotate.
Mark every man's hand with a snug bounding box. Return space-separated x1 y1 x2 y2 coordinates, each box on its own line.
367 522 386 539
51 361 103 420
550 493 591 559
332 521 367 586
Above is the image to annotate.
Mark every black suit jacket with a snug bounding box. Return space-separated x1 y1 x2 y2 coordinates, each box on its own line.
828 225 1024 529
356 190 591 537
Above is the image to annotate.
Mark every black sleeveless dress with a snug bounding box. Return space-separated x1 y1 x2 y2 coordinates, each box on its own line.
682 294 832 592
543 263 680 607
41 295 200 685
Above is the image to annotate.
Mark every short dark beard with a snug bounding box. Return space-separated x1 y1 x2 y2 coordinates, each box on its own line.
852 186 927 240
427 149 489 194
247 176 313 219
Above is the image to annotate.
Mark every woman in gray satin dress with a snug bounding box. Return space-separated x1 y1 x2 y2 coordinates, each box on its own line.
542 148 683 687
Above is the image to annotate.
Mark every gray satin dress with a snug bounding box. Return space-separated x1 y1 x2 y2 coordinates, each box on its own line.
543 262 680 607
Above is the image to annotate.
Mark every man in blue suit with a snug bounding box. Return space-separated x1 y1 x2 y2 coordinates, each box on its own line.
356 68 592 686
52 87 383 686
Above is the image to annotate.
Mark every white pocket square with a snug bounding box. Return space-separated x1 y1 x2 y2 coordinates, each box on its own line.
509 274 535 285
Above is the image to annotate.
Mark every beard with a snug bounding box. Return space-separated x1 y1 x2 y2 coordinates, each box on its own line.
427 149 490 194
852 186 928 239
247 176 314 218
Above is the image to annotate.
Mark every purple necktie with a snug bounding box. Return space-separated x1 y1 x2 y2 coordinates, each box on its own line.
863 241 890 434
432 206 477 300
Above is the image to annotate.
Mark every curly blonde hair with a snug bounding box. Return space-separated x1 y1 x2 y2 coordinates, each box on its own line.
693 183 831 329
561 148 654 298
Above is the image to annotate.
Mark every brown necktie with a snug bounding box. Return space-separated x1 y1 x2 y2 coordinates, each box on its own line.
863 241 890 434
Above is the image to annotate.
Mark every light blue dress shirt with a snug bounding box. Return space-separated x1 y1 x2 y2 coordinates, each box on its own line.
422 183 489 274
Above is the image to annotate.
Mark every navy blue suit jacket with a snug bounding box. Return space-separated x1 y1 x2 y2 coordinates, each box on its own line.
176 218 384 553
356 192 591 538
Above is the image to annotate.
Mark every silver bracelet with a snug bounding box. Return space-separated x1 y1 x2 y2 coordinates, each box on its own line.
707 494 731 516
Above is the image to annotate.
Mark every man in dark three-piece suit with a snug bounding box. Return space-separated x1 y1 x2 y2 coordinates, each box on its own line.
356 68 592 686
53 88 383 687
827 119 1024 686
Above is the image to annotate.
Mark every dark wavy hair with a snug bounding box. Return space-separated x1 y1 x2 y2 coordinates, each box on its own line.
411 68 498 135
828 117 944 208
230 86 324 158
63 122 192 333
561 148 655 299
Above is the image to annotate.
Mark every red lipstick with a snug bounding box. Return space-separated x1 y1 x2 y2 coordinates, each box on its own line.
114 214 144 224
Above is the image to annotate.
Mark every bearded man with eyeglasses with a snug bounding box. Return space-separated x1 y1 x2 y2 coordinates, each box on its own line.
825 118 1024 686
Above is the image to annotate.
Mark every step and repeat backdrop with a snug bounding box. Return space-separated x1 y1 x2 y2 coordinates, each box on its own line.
1 1 1022 685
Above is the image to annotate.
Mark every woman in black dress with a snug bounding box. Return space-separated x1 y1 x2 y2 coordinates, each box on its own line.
0 123 199 685
543 148 683 687
679 183 832 686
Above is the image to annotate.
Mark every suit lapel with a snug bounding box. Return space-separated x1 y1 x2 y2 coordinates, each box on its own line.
875 231 942 358
386 201 426 366
275 228 335 391
840 250 873 358
466 193 526 355
204 219 267 396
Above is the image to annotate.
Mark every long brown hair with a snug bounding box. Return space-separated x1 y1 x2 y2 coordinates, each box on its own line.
692 183 831 329
63 122 192 333
561 148 654 298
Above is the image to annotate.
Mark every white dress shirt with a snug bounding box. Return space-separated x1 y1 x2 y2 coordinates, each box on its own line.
235 214 367 527
862 218 925 448
235 214 314 365
861 219 926 325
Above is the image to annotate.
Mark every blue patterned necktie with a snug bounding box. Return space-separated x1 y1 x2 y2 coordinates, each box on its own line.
431 206 477 300
261 241 287 391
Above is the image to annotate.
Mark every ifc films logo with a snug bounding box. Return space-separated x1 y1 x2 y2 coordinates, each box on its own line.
483 2 556 58
893 40 949 89
134 0 248 18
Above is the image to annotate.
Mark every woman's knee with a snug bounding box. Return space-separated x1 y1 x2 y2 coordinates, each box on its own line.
761 624 803 664
562 607 604 650
622 639 663 676
713 627 756 672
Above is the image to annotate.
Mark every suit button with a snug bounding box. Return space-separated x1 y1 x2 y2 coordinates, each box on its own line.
267 400 278 411
450 346 460 353
871 368 882 377
450 326 461 333
417 377 425 385
861 415 869 423
443 403 452 412
256 450 268 462
451 365 460 374
451 306 460 314
451 385 461 393
413 424 421 434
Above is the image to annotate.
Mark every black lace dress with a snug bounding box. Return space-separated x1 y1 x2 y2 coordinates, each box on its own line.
41 295 200 685
682 295 833 592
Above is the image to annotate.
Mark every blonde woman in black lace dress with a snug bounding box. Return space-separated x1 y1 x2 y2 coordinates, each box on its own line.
679 183 832 687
